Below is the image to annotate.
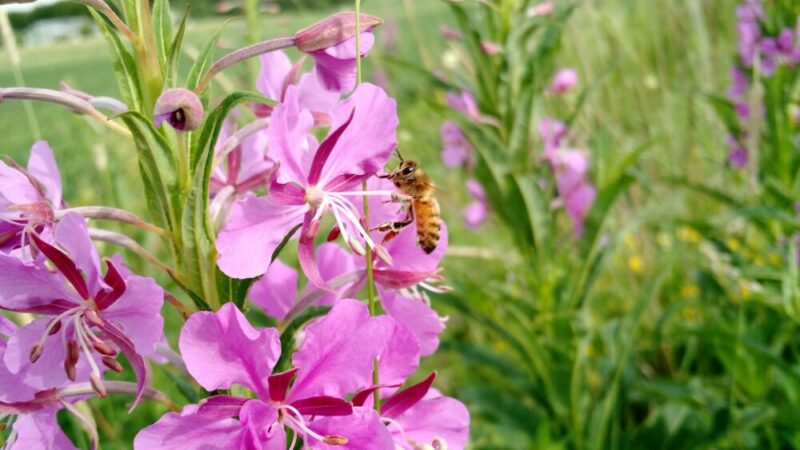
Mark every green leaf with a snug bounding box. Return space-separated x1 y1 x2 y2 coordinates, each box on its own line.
186 21 230 98
704 93 742 136
153 0 173 74
118 112 180 231
181 92 271 308
87 9 142 111
165 4 190 87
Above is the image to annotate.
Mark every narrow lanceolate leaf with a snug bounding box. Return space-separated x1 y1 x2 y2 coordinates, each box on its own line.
182 91 271 308
119 112 180 232
165 4 190 87
186 21 230 100
153 0 173 75
87 9 142 111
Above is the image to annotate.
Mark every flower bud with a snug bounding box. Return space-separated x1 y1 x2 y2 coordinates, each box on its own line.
295 12 383 53
154 88 204 131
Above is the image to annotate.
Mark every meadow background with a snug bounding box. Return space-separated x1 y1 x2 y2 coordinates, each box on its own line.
4 0 800 448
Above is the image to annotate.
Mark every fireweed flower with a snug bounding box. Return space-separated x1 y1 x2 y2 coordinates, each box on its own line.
446 91 482 123
539 117 567 158
727 135 749 168
0 213 163 406
216 82 398 287
295 12 381 93
440 121 473 168
463 179 489 230
153 88 204 131
550 150 596 236
547 68 578 94
0 141 62 256
134 300 402 449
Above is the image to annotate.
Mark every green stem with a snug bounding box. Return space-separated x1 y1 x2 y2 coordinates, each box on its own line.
356 0 380 411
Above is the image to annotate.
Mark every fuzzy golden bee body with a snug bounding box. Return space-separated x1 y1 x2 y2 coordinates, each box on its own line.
376 159 441 254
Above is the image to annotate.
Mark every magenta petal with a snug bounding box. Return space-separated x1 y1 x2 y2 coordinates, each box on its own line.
289 299 389 401
133 404 245 450
257 50 293 101
297 214 334 292
179 303 280 398
307 406 394 450
216 195 309 279
314 242 357 305
100 320 147 412
238 400 285 450
391 394 470 450
0 160 40 206
268 86 316 187
382 221 448 274
310 33 375 93
0 254 73 312
100 270 164 357
374 315 420 390
249 258 298 321
268 367 298 403
30 232 89 300
4 318 71 389
307 108 355 185
27 141 62 207
10 409 76 450
463 201 488 230
316 83 398 188
381 291 444 356
381 372 436 419
196 395 249 419
53 213 105 293
94 259 126 310
297 71 340 116
290 395 353 416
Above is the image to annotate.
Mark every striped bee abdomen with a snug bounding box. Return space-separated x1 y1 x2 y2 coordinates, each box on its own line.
414 197 441 254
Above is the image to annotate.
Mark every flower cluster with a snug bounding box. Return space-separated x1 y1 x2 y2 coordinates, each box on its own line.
0 7 469 449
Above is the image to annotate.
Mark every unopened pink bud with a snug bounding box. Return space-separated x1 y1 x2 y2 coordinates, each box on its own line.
154 88 204 131
295 12 383 53
480 40 503 55
528 1 554 17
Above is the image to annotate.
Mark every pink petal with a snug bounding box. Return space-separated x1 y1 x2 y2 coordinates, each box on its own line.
257 51 293 101
30 230 89 301
268 367 298 403
133 404 245 450
4 318 72 390
314 242 358 305
289 299 390 401
297 71 340 116
10 409 76 450
463 201 488 230
249 258 298 321
307 406 394 450
0 254 74 312
391 394 470 450
238 400 286 450
0 160 39 206
380 291 444 356
381 372 436 419
310 33 375 93
100 320 148 412
216 195 309 279
196 395 249 419
374 315 420 390
26 141 62 207
179 303 281 398
315 83 398 189
54 213 107 293
268 86 316 187
100 271 164 357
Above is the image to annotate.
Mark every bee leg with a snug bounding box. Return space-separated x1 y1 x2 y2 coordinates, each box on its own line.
371 208 414 244
382 192 412 204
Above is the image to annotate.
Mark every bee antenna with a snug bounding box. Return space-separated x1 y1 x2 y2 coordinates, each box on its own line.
395 149 404 162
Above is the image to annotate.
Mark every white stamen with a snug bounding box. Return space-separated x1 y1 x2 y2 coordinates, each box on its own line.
282 404 328 443
332 190 397 197
73 313 103 379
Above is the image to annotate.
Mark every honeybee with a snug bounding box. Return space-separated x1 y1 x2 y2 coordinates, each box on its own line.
375 153 441 254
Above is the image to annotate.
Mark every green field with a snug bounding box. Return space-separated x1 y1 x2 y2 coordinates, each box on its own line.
2 0 799 448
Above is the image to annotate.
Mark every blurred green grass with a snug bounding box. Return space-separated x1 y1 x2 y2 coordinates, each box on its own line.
0 0 756 448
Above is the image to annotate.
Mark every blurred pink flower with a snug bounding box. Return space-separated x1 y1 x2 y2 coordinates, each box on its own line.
547 68 578 94
463 179 489 230
480 40 502 55
538 117 566 158
447 91 481 123
527 1 554 17
439 25 462 41
551 150 595 236
440 121 473 167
